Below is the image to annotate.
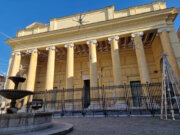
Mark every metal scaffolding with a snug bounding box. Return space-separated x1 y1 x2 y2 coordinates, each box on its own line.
161 53 180 120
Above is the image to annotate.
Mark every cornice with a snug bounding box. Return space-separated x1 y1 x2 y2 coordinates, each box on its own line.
6 8 179 46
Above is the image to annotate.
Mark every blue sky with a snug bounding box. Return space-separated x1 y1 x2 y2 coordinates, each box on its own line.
0 0 180 74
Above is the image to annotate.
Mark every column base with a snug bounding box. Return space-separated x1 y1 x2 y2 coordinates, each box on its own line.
18 107 26 113
65 104 73 111
114 101 127 109
88 102 100 110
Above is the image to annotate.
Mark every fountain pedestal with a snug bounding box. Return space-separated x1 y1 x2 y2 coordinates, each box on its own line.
0 76 33 114
0 75 73 134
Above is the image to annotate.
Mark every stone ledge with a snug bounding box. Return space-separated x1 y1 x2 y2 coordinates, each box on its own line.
15 121 73 135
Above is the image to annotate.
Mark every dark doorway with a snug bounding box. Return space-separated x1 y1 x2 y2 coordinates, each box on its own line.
130 81 142 107
83 80 90 108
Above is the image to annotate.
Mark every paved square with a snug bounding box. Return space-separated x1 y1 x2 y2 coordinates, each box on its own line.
58 116 180 135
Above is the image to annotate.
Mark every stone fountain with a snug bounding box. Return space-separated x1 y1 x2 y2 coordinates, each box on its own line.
0 75 33 114
0 73 73 135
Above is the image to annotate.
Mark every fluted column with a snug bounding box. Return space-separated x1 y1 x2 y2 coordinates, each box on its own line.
45 46 56 90
132 32 150 86
87 39 99 108
65 43 74 110
108 36 122 85
4 53 14 89
26 49 38 91
158 28 180 79
8 51 21 89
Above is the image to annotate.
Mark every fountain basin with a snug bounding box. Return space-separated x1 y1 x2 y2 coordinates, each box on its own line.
0 90 33 100
0 112 52 135
8 76 26 84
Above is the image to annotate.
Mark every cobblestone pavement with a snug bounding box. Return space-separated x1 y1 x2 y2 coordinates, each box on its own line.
58 116 180 135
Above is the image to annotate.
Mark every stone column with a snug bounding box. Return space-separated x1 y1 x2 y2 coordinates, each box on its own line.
4 53 14 89
108 36 122 85
65 43 74 110
8 51 21 89
132 32 150 97
132 32 150 84
25 49 38 104
158 28 180 79
45 46 56 90
26 49 38 91
108 36 126 108
87 39 99 109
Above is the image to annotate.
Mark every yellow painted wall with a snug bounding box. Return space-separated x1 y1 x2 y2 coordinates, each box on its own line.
35 60 47 90
19 56 30 90
152 36 163 80
29 46 161 104
33 47 160 91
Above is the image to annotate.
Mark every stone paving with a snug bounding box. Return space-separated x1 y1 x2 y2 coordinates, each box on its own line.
59 116 180 135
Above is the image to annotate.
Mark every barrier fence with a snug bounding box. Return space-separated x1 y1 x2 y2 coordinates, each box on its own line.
31 83 180 116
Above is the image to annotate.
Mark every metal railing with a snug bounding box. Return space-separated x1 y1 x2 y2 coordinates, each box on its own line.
31 83 180 116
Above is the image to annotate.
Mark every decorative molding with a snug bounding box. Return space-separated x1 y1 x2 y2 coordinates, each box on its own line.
64 43 74 48
158 27 171 33
86 40 97 46
26 48 38 54
12 51 21 56
131 32 144 38
82 75 90 80
108 35 119 42
7 7 174 48
46 46 56 51
11 52 15 56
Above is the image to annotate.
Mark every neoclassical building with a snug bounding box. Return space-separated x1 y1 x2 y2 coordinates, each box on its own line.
4 2 180 108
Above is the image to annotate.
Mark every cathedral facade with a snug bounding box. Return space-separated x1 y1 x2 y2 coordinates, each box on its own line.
4 2 180 109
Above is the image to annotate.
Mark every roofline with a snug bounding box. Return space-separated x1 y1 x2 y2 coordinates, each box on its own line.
50 5 115 21
115 1 166 12
16 1 167 32
6 8 180 45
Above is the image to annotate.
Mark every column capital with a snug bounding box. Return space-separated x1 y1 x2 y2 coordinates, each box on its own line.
12 51 21 56
46 46 56 51
131 32 144 38
27 48 38 54
158 28 171 33
86 39 97 45
65 43 74 48
108 35 119 42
